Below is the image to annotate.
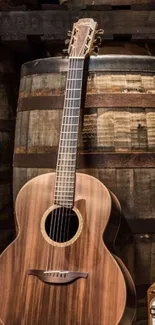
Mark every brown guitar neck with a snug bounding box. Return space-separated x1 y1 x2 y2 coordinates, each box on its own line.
54 57 84 208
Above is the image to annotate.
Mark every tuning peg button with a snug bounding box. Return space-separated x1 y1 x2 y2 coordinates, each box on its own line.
65 39 70 45
94 36 102 46
67 31 72 37
96 29 104 35
93 46 99 54
63 49 68 54
92 51 98 56
97 36 102 45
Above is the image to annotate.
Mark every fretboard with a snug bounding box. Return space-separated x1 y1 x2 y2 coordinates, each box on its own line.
54 57 84 207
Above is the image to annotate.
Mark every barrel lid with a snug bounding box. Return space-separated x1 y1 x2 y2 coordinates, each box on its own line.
21 55 155 77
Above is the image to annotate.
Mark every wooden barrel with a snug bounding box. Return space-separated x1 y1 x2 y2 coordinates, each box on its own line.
14 55 155 324
0 48 17 253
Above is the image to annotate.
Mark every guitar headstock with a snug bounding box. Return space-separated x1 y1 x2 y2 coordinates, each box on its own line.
64 18 103 58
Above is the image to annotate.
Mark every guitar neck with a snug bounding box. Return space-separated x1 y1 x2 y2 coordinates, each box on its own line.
54 57 85 207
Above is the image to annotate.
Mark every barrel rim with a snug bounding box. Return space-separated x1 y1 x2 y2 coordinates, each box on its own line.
21 55 155 77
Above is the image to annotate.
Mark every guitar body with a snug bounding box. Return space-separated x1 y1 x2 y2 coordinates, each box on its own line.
0 173 136 325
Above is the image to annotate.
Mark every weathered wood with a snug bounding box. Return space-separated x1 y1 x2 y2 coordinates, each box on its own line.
12 152 155 168
0 10 155 40
68 0 155 5
116 231 155 323
18 94 155 111
0 47 17 253
0 1 39 11
16 56 155 156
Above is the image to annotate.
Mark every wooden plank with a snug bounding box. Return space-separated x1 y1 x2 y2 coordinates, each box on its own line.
99 168 155 221
0 10 155 39
70 0 155 4
18 94 155 111
13 152 155 169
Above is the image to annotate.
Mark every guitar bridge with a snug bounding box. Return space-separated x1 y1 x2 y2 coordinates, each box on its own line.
28 270 88 284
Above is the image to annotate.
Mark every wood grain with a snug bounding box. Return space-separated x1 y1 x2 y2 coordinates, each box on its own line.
0 10 155 40
0 173 136 325
70 0 155 5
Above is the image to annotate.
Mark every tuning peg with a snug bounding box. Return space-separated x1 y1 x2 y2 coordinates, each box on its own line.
92 46 99 55
94 36 102 46
67 30 72 37
96 29 104 35
65 39 70 45
63 49 68 54
94 45 99 52
92 46 99 56
97 36 102 45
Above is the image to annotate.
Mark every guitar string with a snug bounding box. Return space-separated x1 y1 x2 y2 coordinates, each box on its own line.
59 57 84 243
66 58 84 241
56 57 76 243
65 57 78 242
48 59 74 248
55 57 77 244
57 57 81 243
62 57 76 243
46 57 79 270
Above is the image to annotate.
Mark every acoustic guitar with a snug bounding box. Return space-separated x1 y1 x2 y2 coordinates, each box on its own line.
0 18 136 325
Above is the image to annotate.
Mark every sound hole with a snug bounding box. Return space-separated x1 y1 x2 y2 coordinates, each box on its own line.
45 207 79 243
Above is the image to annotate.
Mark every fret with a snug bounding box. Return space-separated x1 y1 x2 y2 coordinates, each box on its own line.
55 189 74 192
57 163 75 166
62 117 79 121
60 129 77 132
56 174 75 177
55 194 74 197
62 123 79 127
55 197 74 201
67 79 82 81
61 131 78 134
66 88 81 91
69 68 83 70
60 138 77 141
56 170 75 173
55 182 75 186
64 107 80 109
65 97 81 100
56 170 74 173
55 186 74 189
59 145 77 148
58 154 76 157
56 180 75 184
57 165 75 171
56 172 75 176
68 72 83 79
56 170 75 172
57 160 76 163
54 199 73 202
56 163 75 166
55 200 73 204
64 112 80 116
